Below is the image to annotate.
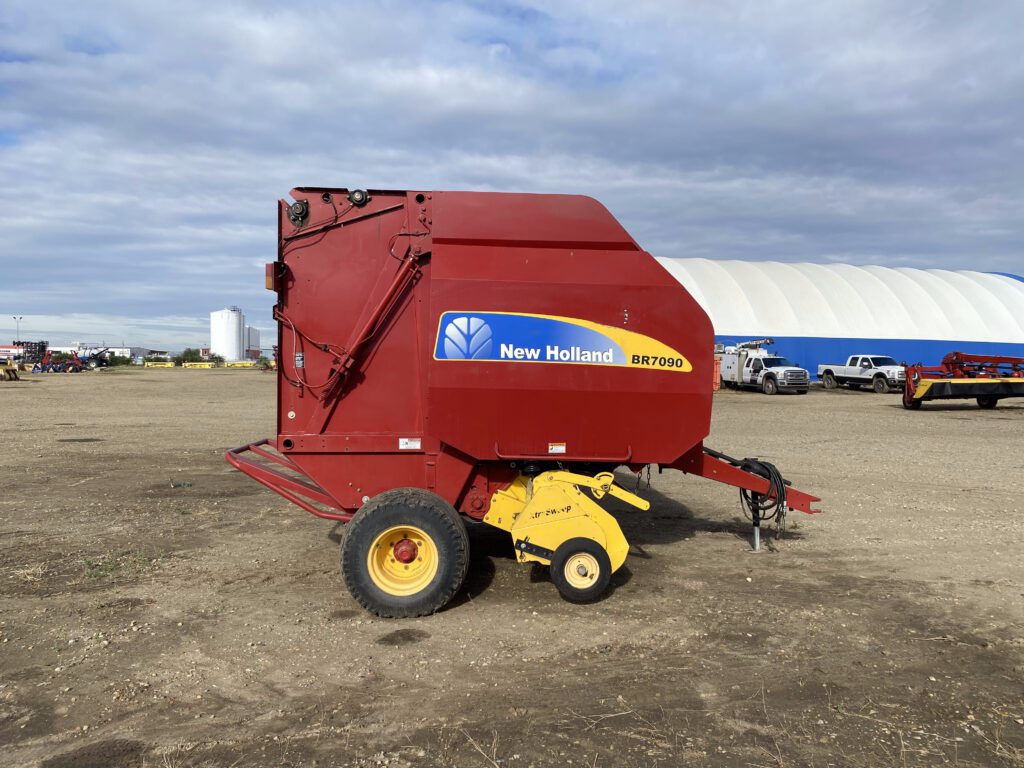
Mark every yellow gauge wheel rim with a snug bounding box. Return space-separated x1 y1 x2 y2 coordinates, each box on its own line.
367 525 439 597
563 553 601 590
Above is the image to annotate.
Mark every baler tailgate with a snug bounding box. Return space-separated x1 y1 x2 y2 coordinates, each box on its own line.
226 439 350 521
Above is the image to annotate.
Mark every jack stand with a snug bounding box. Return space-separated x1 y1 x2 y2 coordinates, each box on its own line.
749 508 763 553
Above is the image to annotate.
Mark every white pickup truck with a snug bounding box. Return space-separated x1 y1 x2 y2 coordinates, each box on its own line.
817 355 905 393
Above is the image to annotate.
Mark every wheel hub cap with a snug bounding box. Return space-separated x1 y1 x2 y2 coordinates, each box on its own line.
393 538 418 564
564 553 600 589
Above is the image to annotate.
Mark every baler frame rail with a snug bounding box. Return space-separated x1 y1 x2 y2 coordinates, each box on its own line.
226 439 350 522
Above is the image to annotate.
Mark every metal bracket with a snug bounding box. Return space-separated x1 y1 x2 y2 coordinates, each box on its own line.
514 539 554 561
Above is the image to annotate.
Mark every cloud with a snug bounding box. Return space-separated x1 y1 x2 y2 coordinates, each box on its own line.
0 0 1021 347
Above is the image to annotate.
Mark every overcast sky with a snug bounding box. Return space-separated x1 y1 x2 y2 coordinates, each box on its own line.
1 1 1021 348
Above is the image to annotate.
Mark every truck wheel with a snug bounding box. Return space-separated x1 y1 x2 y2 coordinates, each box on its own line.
762 376 778 395
873 376 889 394
340 488 469 618
550 538 611 603
822 372 837 389
977 395 999 409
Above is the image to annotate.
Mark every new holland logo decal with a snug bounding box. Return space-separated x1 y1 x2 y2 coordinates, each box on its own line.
442 316 493 360
434 312 691 372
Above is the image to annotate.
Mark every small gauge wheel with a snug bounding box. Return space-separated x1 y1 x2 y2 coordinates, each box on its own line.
550 538 612 603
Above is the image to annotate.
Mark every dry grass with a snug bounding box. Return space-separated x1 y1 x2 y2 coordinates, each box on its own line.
11 562 49 582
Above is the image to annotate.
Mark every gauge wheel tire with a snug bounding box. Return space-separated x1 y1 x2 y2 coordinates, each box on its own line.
340 488 469 618
822 372 837 389
550 538 612 603
762 376 778 396
902 397 922 410
977 395 999 409
873 377 890 394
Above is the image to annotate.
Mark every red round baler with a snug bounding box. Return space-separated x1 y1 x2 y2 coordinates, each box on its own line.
228 188 819 616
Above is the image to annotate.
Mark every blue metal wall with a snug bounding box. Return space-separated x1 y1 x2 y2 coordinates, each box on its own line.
715 335 1024 379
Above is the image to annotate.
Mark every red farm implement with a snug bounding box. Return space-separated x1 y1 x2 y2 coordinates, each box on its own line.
903 352 1024 410
227 187 820 617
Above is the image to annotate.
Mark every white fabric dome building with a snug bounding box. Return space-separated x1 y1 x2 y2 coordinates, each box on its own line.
655 258 1024 373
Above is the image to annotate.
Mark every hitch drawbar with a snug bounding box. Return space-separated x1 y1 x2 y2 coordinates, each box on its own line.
673 444 820 552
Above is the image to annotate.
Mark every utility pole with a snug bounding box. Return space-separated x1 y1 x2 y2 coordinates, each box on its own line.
12 316 22 342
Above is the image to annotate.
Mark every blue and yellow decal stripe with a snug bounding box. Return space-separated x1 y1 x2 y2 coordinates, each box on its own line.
433 311 691 373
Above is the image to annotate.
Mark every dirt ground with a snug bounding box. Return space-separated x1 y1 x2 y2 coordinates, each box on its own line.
1 368 1022 768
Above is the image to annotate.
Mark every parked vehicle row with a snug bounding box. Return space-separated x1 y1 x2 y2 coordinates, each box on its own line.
717 342 1021 410
717 342 904 396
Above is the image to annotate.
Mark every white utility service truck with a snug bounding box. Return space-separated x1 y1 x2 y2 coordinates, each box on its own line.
719 339 810 395
817 355 905 393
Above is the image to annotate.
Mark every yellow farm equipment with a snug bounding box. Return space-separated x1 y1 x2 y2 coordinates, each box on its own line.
483 471 649 600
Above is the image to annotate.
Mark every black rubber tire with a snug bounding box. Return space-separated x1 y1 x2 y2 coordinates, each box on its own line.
822 372 837 389
977 395 999 409
550 537 612 604
873 376 889 394
903 397 922 410
762 376 778 396
340 488 469 618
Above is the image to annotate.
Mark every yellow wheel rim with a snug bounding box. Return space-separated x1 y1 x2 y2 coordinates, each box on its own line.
563 553 600 590
367 525 439 597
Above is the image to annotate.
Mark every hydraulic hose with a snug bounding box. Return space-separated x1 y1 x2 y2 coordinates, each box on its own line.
737 458 788 531
702 447 789 533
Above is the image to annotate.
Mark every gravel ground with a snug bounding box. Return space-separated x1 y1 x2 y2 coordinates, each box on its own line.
0 368 1021 767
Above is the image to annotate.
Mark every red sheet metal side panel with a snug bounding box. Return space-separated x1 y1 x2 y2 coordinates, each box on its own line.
425 193 714 465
